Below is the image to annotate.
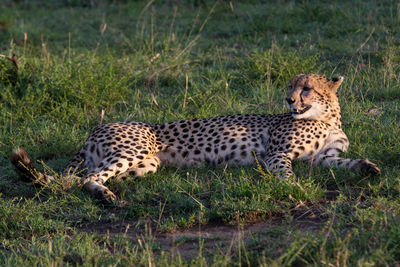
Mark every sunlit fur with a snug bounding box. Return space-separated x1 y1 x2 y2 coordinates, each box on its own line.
286 74 343 126
10 74 380 203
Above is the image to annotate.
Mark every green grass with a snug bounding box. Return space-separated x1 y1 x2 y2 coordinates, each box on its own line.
1 0 400 265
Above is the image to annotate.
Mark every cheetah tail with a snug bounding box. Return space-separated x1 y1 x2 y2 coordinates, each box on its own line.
10 148 53 185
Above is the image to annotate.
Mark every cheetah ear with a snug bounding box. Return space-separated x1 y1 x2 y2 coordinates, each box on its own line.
329 76 344 92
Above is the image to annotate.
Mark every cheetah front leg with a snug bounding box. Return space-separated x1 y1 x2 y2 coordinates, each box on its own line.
314 146 380 176
264 152 295 179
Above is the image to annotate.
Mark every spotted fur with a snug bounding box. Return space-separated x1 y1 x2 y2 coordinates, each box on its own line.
10 74 380 202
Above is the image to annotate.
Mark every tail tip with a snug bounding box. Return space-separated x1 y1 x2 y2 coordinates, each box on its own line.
10 148 31 166
10 148 37 182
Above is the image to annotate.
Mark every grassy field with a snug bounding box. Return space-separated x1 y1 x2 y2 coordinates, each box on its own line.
0 0 400 265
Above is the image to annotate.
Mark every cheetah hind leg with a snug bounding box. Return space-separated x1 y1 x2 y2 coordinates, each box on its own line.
115 155 161 180
83 155 161 203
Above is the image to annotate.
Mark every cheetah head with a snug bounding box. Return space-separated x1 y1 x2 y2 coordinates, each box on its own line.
286 74 344 121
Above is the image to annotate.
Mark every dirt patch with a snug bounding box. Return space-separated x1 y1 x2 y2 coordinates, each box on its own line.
78 202 331 261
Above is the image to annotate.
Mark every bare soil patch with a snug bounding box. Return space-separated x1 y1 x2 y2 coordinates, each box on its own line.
79 198 333 260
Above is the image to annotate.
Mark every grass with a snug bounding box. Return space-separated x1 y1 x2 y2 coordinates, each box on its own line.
0 0 400 265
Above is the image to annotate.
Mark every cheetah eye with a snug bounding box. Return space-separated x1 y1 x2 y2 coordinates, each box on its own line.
303 86 312 91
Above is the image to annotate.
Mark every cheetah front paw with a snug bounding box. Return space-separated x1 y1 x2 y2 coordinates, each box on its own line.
359 159 381 176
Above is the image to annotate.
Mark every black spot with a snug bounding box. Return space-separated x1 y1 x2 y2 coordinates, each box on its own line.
205 147 212 152
116 163 123 168
182 151 189 157
138 164 146 168
194 149 201 155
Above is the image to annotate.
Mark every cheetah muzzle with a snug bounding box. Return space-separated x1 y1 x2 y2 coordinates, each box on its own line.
10 74 381 202
291 104 311 115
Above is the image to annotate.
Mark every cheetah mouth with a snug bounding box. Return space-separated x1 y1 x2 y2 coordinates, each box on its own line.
291 105 311 115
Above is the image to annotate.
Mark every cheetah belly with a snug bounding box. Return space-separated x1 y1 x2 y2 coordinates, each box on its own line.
156 140 268 168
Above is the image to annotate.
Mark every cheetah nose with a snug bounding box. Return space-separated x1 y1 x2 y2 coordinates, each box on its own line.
286 97 295 105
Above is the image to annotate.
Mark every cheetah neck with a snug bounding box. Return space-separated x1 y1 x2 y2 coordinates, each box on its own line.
321 100 342 129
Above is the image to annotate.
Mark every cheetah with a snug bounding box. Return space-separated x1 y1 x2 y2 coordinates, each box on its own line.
11 74 380 202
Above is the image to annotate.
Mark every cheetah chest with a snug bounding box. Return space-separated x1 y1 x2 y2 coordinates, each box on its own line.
268 120 338 161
